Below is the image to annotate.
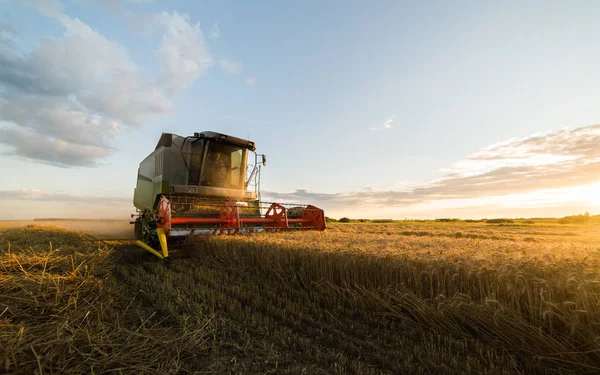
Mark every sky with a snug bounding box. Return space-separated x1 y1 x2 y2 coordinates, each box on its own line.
0 0 599 220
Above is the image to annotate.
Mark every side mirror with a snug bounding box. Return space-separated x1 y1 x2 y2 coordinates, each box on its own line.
261 155 267 166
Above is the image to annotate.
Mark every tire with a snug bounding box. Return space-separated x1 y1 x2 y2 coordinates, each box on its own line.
134 219 142 240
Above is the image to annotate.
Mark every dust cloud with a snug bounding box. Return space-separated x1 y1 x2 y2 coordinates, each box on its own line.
0 220 134 240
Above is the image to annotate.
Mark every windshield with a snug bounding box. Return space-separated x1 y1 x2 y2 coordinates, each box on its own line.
200 141 246 189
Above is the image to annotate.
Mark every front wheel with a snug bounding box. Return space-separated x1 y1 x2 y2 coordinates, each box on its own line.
135 213 159 247
134 218 142 240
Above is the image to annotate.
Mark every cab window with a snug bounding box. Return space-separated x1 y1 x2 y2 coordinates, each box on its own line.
200 142 245 189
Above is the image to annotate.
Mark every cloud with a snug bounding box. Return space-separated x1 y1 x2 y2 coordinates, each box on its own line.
263 124 600 215
369 117 394 131
0 15 170 166
209 22 220 39
466 125 600 161
0 124 113 167
155 11 213 94
219 59 243 75
245 77 256 86
444 124 600 179
0 7 212 167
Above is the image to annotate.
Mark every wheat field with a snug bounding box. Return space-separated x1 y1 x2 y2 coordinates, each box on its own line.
1 221 600 374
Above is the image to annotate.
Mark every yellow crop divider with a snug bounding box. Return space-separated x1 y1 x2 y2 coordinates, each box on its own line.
135 228 170 262
135 240 164 259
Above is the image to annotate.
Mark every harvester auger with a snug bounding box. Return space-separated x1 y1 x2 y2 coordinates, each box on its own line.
131 131 326 262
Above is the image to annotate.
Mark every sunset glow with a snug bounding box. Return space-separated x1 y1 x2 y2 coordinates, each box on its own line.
0 1 599 220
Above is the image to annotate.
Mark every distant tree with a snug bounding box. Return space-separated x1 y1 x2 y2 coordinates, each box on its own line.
559 213 591 224
486 218 514 224
339 217 351 223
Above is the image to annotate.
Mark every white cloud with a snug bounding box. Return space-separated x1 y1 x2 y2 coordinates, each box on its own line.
445 125 600 178
245 77 256 86
264 124 600 217
38 17 171 125
0 7 214 167
155 11 213 94
0 127 113 167
0 15 171 166
369 117 394 131
209 21 220 39
219 59 243 75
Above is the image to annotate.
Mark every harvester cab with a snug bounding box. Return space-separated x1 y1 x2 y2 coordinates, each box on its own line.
132 131 326 262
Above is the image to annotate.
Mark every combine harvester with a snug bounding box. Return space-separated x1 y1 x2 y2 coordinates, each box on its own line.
132 131 326 262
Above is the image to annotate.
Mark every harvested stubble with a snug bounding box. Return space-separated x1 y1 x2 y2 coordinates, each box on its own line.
0 226 213 374
2 222 600 374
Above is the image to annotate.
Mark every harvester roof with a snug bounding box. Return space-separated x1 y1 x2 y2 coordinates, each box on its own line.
155 131 256 151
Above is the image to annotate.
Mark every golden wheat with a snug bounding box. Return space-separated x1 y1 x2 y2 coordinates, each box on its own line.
1 222 599 373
